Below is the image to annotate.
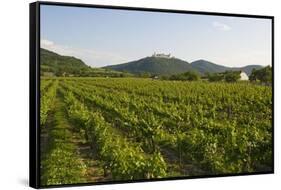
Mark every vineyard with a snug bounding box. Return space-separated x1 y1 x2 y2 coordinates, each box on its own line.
40 77 272 186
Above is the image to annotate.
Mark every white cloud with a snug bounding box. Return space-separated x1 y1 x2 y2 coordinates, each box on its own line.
40 39 128 67
212 21 231 31
41 39 54 47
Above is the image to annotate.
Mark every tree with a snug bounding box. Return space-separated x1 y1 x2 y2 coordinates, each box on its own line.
260 66 272 83
170 71 200 81
138 72 151 78
224 71 241 82
160 75 169 80
249 66 272 84
206 73 224 82
183 71 200 81
249 68 257 81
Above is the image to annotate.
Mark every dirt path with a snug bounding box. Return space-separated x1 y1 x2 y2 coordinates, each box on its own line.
40 90 106 185
68 116 106 182
159 145 207 177
56 91 107 183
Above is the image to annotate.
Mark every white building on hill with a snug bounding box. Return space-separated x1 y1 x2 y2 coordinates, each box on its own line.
240 71 249 80
152 52 172 58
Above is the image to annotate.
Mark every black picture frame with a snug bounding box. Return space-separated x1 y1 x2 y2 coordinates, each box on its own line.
30 1 274 189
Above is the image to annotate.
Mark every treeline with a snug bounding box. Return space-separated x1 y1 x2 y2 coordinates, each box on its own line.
159 66 272 83
41 66 133 78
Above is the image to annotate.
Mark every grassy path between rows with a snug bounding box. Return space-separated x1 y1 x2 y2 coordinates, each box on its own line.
40 90 105 186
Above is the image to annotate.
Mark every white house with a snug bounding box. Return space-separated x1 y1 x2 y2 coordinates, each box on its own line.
240 71 249 80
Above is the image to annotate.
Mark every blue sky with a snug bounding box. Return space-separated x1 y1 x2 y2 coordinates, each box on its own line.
40 5 272 68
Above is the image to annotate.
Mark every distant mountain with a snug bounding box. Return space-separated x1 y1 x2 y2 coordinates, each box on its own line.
233 65 264 76
104 56 263 76
190 59 263 75
41 49 263 77
104 56 193 75
190 59 229 74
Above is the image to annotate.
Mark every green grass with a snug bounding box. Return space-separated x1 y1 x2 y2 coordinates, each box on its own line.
40 95 87 186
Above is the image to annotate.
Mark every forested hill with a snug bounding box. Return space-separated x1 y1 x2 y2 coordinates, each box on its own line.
40 48 131 77
40 48 263 77
104 57 263 76
40 48 89 75
190 60 263 76
104 56 193 75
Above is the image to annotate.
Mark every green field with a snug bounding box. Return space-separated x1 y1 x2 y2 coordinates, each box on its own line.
40 77 272 186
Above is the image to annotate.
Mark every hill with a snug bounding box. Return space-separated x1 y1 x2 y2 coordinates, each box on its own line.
41 49 263 77
190 60 263 75
40 48 131 77
233 65 263 76
41 48 89 75
190 59 229 74
104 57 193 75
104 56 263 76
